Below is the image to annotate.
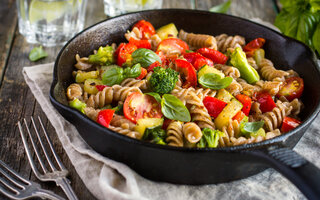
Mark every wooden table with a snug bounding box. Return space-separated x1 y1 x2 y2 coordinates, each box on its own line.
0 0 277 199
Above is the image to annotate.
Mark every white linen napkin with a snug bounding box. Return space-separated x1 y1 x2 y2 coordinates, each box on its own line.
22 60 320 200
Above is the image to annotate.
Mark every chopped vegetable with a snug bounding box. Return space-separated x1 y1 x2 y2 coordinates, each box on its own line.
281 116 301 133
115 43 137 66
69 98 86 114
112 103 124 115
240 121 265 137
235 94 252 116
147 61 161 72
157 38 189 55
255 92 276 113
198 73 233 90
276 77 304 101
84 79 103 94
183 53 214 70
216 89 233 103
145 92 161 103
161 94 191 122
123 92 162 123
132 20 156 39
230 47 260 84
97 109 115 128
197 64 225 79
131 48 162 68
175 59 197 88
253 49 265 66
102 64 142 86
214 98 243 129
149 67 179 94
197 128 225 148
142 125 167 145
75 71 99 83
129 38 151 49
88 46 115 65
95 85 108 91
156 23 179 40
29 46 48 61
203 96 228 118
135 118 164 135
243 38 265 57
136 67 147 80
196 48 228 64
232 111 246 122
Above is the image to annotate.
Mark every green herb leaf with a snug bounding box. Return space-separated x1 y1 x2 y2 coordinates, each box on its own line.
124 63 142 78
131 48 161 68
198 73 233 90
242 121 265 133
29 46 48 62
112 103 123 115
102 67 124 86
310 0 320 12
312 22 320 54
146 92 162 103
161 94 191 122
209 0 232 14
143 125 167 145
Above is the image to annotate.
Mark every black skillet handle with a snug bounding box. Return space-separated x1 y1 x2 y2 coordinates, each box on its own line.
248 146 320 200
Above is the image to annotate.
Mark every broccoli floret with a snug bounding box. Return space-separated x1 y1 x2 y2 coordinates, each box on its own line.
143 126 167 145
197 128 225 148
149 67 179 95
88 46 115 65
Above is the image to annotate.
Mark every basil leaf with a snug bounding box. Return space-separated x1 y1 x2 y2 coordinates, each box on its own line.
242 121 265 133
146 92 162 103
124 63 141 78
312 22 320 54
310 0 320 12
102 67 124 86
198 73 233 90
161 94 191 122
209 0 232 14
131 48 161 68
29 46 48 61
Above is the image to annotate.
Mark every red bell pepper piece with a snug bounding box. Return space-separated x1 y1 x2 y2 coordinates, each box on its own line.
281 116 301 133
95 85 108 91
162 118 173 130
129 38 151 49
97 109 115 128
147 61 161 72
136 67 147 80
203 96 228 118
175 59 197 88
254 92 276 113
196 48 228 64
183 52 214 70
232 111 246 122
243 38 265 57
236 94 252 116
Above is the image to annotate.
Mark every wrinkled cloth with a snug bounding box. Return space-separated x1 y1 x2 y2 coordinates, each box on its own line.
23 60 320 200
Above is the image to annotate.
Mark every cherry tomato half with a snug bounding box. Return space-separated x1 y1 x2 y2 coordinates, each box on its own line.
157 38 189 55
243 38 266 57
124 92 162 123
175 59 197 88
136 67 147 80
183 52 214 70
196 48 228 64
129 38 151 49
281 116 301 133
115 43 137 66
132 20 156 39
277 77 304 101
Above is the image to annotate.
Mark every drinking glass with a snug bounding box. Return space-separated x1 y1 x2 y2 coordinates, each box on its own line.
17 0 87 47
103 0 163 17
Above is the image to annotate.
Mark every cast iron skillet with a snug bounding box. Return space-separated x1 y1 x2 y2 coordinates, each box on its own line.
50 10 320 199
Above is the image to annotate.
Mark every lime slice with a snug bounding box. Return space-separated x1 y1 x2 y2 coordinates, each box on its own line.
29 0 73 24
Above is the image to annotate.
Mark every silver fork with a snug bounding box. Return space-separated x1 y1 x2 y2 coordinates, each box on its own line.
0 160 65 200
18 117 78 200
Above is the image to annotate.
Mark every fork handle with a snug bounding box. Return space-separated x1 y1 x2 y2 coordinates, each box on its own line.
56 177 79 200
35 188 66 200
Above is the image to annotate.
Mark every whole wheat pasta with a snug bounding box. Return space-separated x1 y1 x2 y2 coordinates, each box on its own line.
74 54 93 70
124 27 142 41
166 121 184 147
150 34 162 50
84 107 100 121
179 29 217 50
215 34 246 53
110 114 136 130
215 64 241 78
259 58 289 81
121 78 148 90
66 83 83 100
182 122 202 143
226 79 243 96
108 125 142 139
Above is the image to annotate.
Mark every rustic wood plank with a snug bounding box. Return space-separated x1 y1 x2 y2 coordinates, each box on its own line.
0 0 17 85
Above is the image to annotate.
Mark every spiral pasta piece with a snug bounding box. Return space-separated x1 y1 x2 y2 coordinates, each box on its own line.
179 29 217 50
182 122 202 144
259 58 289 81
237 78 261 97
121 78 148 90
282 98 303 117
230 136 265 146
66 83 83 100
124 27 142 41
74 54 93 70
247 57 259 70
150 34 162 50
215 34 245 53
255 80 283 96
85 85 141 108
220 120 240 147
110 114 136 130
108 125 142 139
226 79 243 96
215 64 240 78
84 107 100 121
166 121 184 147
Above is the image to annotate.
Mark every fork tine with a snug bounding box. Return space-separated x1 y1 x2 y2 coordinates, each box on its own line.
19 120 48 175
0 175 19 194
0 185 16 199
31 117 57 172
38 116 66 170
0 160 28 186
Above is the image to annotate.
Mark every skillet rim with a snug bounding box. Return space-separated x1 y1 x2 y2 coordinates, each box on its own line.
49 8 320 153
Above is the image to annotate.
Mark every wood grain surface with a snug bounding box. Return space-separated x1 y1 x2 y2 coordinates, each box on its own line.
0 0 277 199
